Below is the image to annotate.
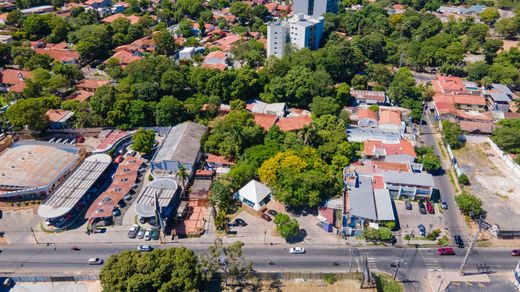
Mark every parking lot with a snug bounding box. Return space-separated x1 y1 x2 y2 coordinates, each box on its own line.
395 200 448 243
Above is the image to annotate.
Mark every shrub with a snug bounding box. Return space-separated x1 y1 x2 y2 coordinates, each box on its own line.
455 191 484 217
458 173 470 185
426 229 441 241
323 273 337 285
381 221 396 230
148 174 154 181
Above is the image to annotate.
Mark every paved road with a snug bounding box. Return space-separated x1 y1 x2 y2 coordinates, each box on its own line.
0 243 517 279
421 112 470 241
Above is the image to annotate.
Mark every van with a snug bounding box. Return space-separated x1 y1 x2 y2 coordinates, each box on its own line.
88 258 104 265
176 201 189 220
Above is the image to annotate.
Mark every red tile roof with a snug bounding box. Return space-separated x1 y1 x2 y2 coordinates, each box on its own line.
33 47 80 63
201 63 228 71
372 175 385 189
363 140 416 158
379 110 401 125
67 90 93 102
207 154 235 166
0 69 31 92
45 109 72 122
253 113 278 130
76 79 110 91
433 75 466 94
275 115 312 132
459 120 494 134
357 108 378 120
105 50 142 66
102 13 140 24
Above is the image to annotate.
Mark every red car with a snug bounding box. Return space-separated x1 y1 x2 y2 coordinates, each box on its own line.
437 248 455 255
511 250 520 256
114 154 124 164
260 214 272 222
426 201 435 214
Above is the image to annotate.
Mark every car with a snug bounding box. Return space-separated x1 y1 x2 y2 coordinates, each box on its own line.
144 229 151 241
139 217 147 224
118 200 126 208
124 194 132 201
289 247 305 254
88 258 104 265
137 245 153 252
418 224 426 237
437 248 455 255
441 199 448 210
137 229 145 239
114 154 124 164
260 214 272 222
267 209 278 217
511 250 520 256
426 201 434 214
454 235 465 248
76 136 85 143
112 208 121 217
234 218 247 226
150 228 159 240
418 201 427 214
405 199 412 210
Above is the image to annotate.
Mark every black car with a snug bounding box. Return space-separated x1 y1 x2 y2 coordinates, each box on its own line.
418 201 427 214
267 209 278 217
454 235 465 248
405 199 412 210
234 218 247 226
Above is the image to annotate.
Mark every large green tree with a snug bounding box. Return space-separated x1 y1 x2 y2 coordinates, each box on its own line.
132 128 155 153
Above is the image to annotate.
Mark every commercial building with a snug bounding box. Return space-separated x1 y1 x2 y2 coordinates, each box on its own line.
0 141 82 200
234 180 272 211
150 121 207 184
134 178 180 230
293 0 338 16
267 14 324 58
38 154 111 227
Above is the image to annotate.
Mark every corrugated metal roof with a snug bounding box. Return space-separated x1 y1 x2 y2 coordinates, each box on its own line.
134 178 179 217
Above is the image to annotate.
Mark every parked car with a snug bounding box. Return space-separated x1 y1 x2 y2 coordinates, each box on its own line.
454 235 465 248
511 250 520 256
137 245 153 252
144 229 151 241
418 201 427 214
128 224 139 238
88 258 104 265
234 218 247 226
260 214 272 222
124 194 132 201
418 224 426 237
139 217 146 224
289 247 305 254
114 154 124 164
437 248 455 255
137 229 145 239
405 200 412 210
118 200 126 208
112 208 121 217
150 228 159 240
76 135 85 143
441 199 448 210
426 201 434 214
267 209 278 217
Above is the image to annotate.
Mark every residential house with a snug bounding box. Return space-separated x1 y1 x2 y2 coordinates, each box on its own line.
379 110 404 133
253 113 278 131
0 69 31 93
0 13 7 24
21 5 54 15
31 42 80 65
350 89 388 105
206 153 235 176
246 99 286 117
85 0 112 10
101 13 140 25
201 50 229 71
275 115 312 132
209 34 241 52
432 75 482 96
45 109 74 129
357 108 378 128
234 180 272 211
433 94 487 112
0 35 13 44
483 84 515 112
105 50 142 67
66 90 93 102
76 79 110 93
178 46 205 61
363 139 416 163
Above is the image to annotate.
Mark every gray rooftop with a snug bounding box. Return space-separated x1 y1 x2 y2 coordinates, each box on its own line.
382 171 434 187
152 122 207 169
349 176 377 220
374 189 395 221
347 127 401 143
134 178 179 218
38 154 112 219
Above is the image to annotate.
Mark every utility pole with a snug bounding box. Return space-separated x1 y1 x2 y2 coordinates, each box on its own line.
349 248 354 272
459 216 483 276
393 230 413 280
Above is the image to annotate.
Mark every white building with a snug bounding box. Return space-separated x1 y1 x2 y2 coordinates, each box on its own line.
293 0 338 16
234 180 272 211
267 13 324 58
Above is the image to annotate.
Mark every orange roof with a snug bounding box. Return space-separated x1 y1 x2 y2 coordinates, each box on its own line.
207 154 235 165
105 50 142 66
275 115 312 132
253 113 278 130
352 160 411 175
357 108 378 120
33 48 80 62
459 120 494 134
264 3 277 13
67 90 93 102
378 110 401 125
452 95 486 106
393 4 405 10
0 69 31 85
196 169 213 176
76 79 110 90
201 63 228 71
434 75 466 93
363 139 416 158
454 110 494 122
434 101 456 115
0 13 7 22
372 175 385 189
102 13 140 24
205 50 227 60
45 109 72 122
115 1 130 7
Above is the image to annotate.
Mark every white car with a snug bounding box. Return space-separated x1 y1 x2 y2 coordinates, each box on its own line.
137 245 153 252
88 258 104 265
289 247 305 254
144 229 151 241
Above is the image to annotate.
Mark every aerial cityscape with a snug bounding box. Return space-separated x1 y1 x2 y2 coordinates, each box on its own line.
0 0 519 291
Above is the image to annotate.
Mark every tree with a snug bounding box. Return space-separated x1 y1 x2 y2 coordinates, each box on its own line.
466 23 489 52
273 213 300 241
154 29 176 55
100 247 202 291
5 97 57 131
494 18 519 40
335 83 352 106
415 146 441 173
388 67 421 106
314 37 365 83
309 96 340 117
363 227 393 242
6 10 22 26
455 191 483 218
230 2 252 25
230 39 266 68
479 7 500 25
351 74 368 89
483 39 503 64
177 163 188 196
441 120 464 149
209 180 233 212
458 173 470 185
199 239 254 288
155 96 187 126
73 25 110 60
132 128 155 153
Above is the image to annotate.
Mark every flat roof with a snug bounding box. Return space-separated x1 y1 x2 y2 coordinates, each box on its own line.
0 141 80 191
38 154 112 219
382 171 434 187
349 176 377 220
374 189 395 221
134 178 179 218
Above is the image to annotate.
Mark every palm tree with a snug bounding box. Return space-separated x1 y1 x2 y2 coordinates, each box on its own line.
177 163 188 197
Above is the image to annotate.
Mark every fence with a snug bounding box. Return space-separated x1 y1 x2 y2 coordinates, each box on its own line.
6 273 99 283
445 142 463 177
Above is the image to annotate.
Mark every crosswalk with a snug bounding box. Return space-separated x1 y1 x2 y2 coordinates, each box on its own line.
366 255 378 271
419 248 443 271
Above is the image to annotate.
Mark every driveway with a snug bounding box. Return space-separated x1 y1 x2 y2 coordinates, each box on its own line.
395 200 447 244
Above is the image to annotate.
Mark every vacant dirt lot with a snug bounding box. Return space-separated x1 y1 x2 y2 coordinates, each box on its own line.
454 142 520 230
257 278 373 292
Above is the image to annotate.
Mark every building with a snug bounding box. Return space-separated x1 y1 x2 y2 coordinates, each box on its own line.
363 140 416 163
267 13 324 58
382 171 434 199
31 42 80 65
483 84 515 112
20 5 54 15
85 0 111 9
246 99 286 117
432 75 481 96
350 90 388 105
514 260 520 290
0 35 13 44
0 69 31 93
134 178 180 230
276 115 312 132
234 180 272 211
0 141 82 200
150 122 207 183
178 46 204 60
293 0 338 16
76 79 110 92
37 154 111 227
45 109 74 129
201 50 229 71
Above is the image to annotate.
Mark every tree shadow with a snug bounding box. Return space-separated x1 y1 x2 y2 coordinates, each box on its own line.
287 228 307 243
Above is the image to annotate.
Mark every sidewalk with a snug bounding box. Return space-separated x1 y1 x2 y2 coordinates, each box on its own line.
427 271 490 292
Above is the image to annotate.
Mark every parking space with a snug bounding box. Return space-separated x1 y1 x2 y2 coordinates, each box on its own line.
395 200 447 241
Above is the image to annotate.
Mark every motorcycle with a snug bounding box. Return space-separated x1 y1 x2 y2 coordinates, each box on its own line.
268 261 274 265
